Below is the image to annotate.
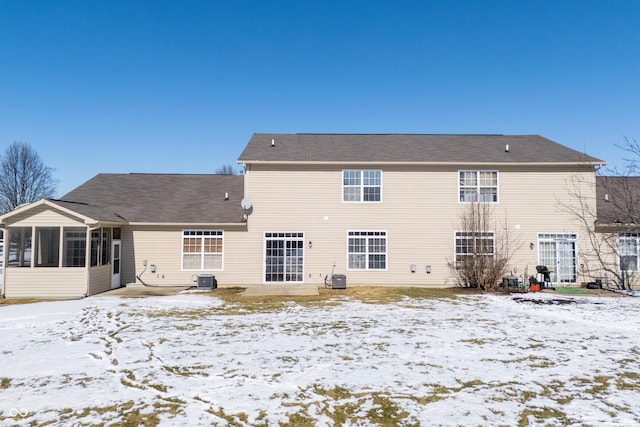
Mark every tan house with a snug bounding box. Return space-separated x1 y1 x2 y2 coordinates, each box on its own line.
0 133 606 298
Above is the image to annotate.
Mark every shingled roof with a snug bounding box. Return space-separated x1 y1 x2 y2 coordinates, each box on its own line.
238 133 604 165
596 176 640 229
59 174 245 224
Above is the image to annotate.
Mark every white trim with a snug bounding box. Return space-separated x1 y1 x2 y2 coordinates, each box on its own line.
341 169 383 203
453 230 496 270
263 232 305 284
181 229 224 272
458 170 499 204
346 230 388 271
537 232 579 283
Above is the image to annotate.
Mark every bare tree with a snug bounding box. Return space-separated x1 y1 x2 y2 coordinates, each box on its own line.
0 142 57 213
448 201 518 291
215 164 238 175
560 137 640 291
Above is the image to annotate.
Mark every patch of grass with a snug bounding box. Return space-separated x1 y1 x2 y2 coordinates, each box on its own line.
205 407 249 426
56 400 161 427
366 394 413 426
0 298 57 306
553 287 592 295
518 407 571 426
616 371 640 391
0 377 11 389
145 286 460 317
163 364 211 377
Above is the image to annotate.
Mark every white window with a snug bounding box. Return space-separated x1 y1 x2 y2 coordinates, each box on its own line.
343 170 382 202
348 231 387 270
182 230 223 270
459 170 498 203
264 232 304 283
619 233 639 272
455 231 495 269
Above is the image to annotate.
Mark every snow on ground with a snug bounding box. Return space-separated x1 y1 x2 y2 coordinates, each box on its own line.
1 292 639 426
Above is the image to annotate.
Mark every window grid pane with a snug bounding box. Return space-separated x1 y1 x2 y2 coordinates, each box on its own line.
455 231 495 269
348 231 387 270
63 228 87 268
182 230 224 270
619 233 639 272
459 170 498 203
264 233 304 283
343 170 381 202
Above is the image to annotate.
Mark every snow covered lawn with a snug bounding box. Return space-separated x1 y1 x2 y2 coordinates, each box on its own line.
1 292 639 426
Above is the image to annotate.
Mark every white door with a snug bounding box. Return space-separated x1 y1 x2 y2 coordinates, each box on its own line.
538 234 577 283
264 232 304 284
111 240 121 289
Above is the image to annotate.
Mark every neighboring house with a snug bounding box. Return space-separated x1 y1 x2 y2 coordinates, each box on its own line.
593 176 640 288
0 134 606 298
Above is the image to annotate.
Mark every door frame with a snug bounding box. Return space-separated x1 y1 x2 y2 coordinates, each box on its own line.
111 239 121 289
263 232 304 284
538 233 577 283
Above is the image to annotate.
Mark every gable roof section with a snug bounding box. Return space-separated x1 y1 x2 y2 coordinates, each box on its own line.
596 176 640 229
238 133 604 165
0 198 121 225
60 174 245 224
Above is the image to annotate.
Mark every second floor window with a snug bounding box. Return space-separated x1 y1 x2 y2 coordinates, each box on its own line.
459 170 498 203
343 170 382 202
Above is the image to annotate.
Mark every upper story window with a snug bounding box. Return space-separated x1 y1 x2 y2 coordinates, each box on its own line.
343 170 382 202
459 170 498 203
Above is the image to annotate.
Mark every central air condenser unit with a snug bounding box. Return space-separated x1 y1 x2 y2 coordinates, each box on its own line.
197 274 217 290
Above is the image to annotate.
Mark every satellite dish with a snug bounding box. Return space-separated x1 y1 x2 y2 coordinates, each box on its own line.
241 198 252 210
241 198 253 221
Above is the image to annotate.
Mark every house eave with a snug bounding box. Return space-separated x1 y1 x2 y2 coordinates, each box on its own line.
239 160 605 167
127 222 247 227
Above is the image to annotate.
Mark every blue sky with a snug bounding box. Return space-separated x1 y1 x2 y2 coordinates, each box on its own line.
1 0 638 196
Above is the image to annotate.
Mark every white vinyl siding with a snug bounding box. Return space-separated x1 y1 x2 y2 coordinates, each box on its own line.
459 170 498 203
348 231 387 270
343 170 382 202
182 230 223 271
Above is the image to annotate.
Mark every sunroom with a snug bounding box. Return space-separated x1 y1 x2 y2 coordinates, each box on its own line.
0 199 126 298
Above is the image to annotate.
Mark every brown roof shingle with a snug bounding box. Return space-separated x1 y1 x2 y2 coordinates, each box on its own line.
238 133 604 165
60 174 245 224
596 176 640 228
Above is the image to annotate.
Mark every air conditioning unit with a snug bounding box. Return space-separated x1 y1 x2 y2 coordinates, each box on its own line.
197 274 217 290
331 274 346 289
